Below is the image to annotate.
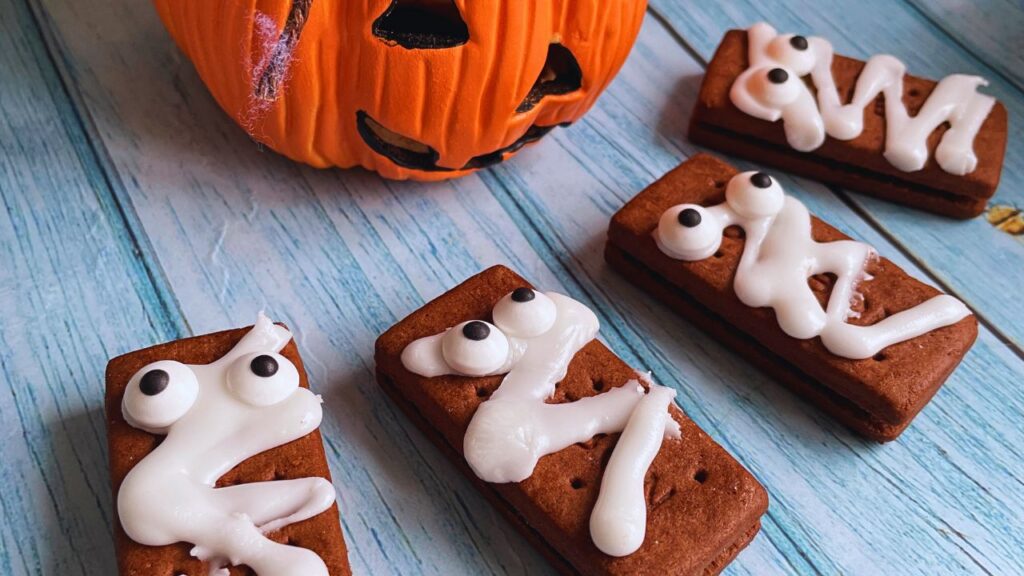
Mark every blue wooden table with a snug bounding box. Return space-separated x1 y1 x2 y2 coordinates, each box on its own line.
2 1 1022 574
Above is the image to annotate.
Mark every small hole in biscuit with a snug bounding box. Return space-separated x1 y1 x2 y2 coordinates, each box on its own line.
571 478 585 489
713 251 724 259
909 88 921 98
694 469 708 484
714 179 727 189
873 352 887 361
476 387 490 398
723 225 745 239
592 378 605 392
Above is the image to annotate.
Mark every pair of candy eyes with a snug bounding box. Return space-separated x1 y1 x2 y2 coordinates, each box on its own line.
441 287 555 376
124 353 297 432
137 355 279 396
675 172 774 229
762 35 810 86
455 286 544 341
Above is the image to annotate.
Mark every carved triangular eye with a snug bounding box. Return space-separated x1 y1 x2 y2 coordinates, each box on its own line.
517 43 583 113
373 0 470 49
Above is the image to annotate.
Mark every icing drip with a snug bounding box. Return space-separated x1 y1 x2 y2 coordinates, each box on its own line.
655 172 971 359
590 384 677 557
119 313 335 576
402 290 681 556
730 22 996 175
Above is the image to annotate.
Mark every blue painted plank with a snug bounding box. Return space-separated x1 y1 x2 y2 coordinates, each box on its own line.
11 1 1024 576
907 0 1024 92
476 18 1024 573
648 0 1024 350
0 0 182 574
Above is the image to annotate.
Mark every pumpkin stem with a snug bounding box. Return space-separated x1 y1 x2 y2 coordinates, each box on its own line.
254 0 313 101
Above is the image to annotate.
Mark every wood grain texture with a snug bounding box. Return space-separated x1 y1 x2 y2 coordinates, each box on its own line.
0 0 1021 575
648 0 1024 351
0 0 182 574
907 0 1024 92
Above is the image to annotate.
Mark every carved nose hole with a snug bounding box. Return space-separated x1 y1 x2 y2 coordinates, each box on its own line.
373 0 470 49
516 43 583 113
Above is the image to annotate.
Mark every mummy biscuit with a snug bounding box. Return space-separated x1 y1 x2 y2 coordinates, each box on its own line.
689 22 1008 218
106 315 351 576
607 154 978 441
375 266 768 574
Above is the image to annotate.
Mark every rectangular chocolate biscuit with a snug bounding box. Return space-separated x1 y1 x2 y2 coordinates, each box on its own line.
607 154 978 441
106 324 351 576
689 27 1008 218
375 265 768 575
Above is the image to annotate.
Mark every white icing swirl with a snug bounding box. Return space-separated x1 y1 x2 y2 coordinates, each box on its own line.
730 22 996 175
655 171 972 359
118 313 335 576
402 289 680 557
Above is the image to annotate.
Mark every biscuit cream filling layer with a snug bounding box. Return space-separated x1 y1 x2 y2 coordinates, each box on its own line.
401 289 681 557
654 171 971 360
118 313 336 576
730 22 996 175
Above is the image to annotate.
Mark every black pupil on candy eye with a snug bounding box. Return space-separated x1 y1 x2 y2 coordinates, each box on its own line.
751 172 773 188
790 36 808 50
767 68 789 84
511 287 535 303
678 208 702 228
463 321 490 341
250 355 279 378
140 369 170 396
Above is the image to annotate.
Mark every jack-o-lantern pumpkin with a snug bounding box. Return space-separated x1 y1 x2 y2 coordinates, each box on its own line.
152 0 648 180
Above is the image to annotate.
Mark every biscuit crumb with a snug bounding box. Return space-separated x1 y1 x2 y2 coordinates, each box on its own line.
986 204 1024 236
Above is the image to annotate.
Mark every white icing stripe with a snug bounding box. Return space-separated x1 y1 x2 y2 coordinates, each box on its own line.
730 22 996 175
118 313 335 576
401 289 679 555
655 172 972 360
591 384 678 557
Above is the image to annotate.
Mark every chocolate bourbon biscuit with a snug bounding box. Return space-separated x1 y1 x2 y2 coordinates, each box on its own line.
106 315 351 575
607 154 978 441
689 22 1008 218
375 266 768 575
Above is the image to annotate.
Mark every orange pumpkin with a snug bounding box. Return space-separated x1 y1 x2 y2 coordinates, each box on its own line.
152 0 648 180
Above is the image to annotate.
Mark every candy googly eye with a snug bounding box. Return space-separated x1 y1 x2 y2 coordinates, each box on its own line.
767 34 816 75
726 171 786 219
227 352 300 407
123 360 199 433
492 288 557 338
442 320 509 376
749 65 802 109
655 204 722 261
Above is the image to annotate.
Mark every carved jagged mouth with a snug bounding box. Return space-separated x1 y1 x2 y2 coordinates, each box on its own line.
356 111 565 172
